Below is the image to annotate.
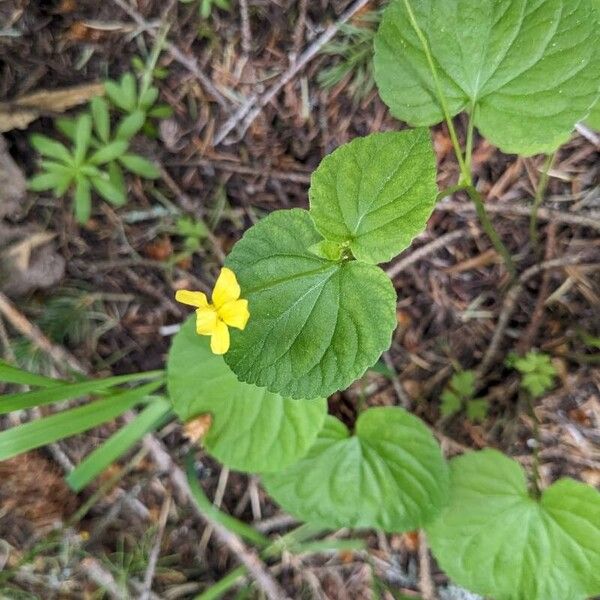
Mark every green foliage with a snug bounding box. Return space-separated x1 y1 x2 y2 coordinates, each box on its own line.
579 329 600 350
427 450 600 600
263 407 449 532
0 381 162 461
175 215 208 252
0 360 58 388
374 0 600 155
465 399 488 422
440 370 488 422
131 55 169 81
318 10 382 102
224 208 397 399
29 93 159 223
0 363 164 467
1 371 162 414
222 130 438 399
179 0 231 20
104 72 172 123
309 129 437 264
508 351 557 398
167 317 328 473
29 114 120 222
66 398 172 492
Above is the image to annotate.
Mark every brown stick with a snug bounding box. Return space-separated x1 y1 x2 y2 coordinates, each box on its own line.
437 200 600 232
385 230 466 280
478 255 600 376
142 435 290 600
0 291 85 375
109 0 229 109
418 531 436 600
213 0 372 145
140 495 171 600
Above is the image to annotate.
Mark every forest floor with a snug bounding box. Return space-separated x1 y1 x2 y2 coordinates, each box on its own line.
0 0 599 598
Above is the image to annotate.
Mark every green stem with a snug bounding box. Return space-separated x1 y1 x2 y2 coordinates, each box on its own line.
465 185 517 280
436 183 469 201
139 22 170 99
526 392 542 499
195 565 247 600
529 152 557 253
464 104 476 174
401 0 470 183
399 1 521 281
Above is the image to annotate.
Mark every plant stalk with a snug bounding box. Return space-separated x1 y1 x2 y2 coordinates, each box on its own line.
401 0 470 182
465 185 517 280
529 152 557 252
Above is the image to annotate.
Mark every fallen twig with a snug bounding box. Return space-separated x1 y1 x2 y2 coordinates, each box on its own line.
213 0 372 145
437 200 600 232
418 531 436 600
575 122 600 147
142 435 290 600
140 494 171 600
385 230 466 280
0 291 85 375
478 255 600 376
109 0 230 109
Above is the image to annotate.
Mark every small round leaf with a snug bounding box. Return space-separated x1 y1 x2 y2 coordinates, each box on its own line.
309 130 437 264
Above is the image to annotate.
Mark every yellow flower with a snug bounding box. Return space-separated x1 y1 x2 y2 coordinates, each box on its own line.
175 267 249 355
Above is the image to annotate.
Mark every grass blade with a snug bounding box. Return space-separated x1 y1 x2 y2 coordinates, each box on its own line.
185 455 269 548
0 360 62 388
194 565 246 600
0 380 163 461
1 370 163 414
67 397 172 492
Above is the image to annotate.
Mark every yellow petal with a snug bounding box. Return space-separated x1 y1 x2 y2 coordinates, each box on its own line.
212 267 240 309
218 299 249 330
210 320 230 355
176 290 209 308
195 306 218 335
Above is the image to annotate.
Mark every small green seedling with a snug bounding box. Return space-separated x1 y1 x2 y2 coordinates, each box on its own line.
179 0 231 20
104 72 172 121
29 95 160 223
104 72 172 138
508 351 557 398
131 55 169 81
176 215 208 253
28 114 127 223
440 370 487 422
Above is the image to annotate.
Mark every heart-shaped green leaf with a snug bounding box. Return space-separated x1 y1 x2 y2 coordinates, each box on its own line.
263 407 449 532
427 449 600 600
374 0 600 155
224 209 397 399
167 317 327 473
309 130 437 264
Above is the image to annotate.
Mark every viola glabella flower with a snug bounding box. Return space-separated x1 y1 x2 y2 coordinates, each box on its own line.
175 267 249 355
